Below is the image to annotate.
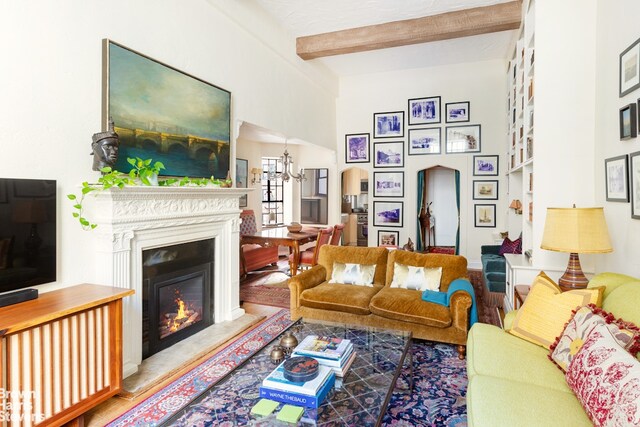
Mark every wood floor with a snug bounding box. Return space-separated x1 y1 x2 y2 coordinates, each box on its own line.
84 301 280 426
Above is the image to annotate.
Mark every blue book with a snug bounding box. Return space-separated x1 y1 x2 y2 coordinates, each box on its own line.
259 371 335 409
291 345 354 368
262 363 332 395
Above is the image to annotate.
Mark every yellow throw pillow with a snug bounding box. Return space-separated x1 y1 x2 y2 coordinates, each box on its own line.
508 272 604 349
389 262 443 291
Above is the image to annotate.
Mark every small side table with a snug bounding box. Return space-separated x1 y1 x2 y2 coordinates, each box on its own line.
514 285 530 309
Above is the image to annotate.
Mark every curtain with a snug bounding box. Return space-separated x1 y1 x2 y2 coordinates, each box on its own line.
416 169 425 251
454 169 461 255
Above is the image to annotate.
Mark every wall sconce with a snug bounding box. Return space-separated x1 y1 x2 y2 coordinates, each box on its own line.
509 199 523 215
250 168 263 184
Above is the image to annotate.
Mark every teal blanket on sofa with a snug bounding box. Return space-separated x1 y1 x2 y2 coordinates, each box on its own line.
422 279 478 327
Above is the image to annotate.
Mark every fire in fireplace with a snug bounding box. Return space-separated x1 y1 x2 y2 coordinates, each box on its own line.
142 239 215 359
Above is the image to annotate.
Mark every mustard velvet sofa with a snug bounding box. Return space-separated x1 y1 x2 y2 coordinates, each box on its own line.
289 245 473 358
466 272 640 426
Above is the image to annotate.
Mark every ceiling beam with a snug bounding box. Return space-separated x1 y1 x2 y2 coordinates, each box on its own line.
296 1 522 60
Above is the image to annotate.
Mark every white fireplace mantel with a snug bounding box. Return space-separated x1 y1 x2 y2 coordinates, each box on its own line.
88 186 247 378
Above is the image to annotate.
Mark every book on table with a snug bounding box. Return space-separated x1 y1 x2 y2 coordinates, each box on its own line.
291 347 356 377
259 370 335 409
262 362 333 395
294 335 352 360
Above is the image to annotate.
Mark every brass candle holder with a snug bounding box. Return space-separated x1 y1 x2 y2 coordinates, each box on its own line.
269 345 285 364
279 331 299 356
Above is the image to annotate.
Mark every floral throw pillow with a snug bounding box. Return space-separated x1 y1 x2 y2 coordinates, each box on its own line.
329 262 376 287
566 324 640 426
549 304 640 372
389 263 442 291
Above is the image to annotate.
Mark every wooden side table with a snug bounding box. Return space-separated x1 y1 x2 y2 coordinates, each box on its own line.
514 284 530 309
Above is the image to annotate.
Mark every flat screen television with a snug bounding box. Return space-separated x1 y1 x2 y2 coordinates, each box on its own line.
0 178 56 293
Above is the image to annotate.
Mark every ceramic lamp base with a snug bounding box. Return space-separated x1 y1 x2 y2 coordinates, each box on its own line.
558 252 589 292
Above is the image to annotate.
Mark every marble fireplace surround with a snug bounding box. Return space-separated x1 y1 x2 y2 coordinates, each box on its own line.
89 186 247 378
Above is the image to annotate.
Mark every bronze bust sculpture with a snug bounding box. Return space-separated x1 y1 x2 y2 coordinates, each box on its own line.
91 118 119 171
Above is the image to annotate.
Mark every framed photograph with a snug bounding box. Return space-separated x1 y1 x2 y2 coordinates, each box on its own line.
630 151 640 218
408 96 440 125
605 155 629 202
446 125 481 153
374 111 404 138
345 133 370 163
378 230 399 246
474 204 496 228
373 201 403 227
373 172 404 197
374 141 404 168
473 155 499 176
473 180 499 200
445 101 470 123
104 39 231 179
619 103 637 139
620 37 640 97
236 158 248 207
408 128 441 155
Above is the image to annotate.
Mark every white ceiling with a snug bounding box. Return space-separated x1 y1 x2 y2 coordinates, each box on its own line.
252 0 517 76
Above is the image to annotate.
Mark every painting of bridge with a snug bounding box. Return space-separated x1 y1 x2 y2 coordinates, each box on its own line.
105 40 231 178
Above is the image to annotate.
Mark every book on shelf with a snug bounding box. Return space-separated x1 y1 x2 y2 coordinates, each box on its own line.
262 362 333 395
259 371 335 409
291 347 356 377
294 335 352 360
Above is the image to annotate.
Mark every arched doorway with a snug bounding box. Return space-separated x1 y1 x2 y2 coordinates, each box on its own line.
417 166 460 254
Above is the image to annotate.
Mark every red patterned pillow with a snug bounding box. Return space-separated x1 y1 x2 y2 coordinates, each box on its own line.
566 324 640 426
498 236 522 255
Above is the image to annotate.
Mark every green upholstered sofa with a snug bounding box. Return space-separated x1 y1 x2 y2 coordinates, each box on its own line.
289 245 473 358
480 245 506 308
466 272 640 426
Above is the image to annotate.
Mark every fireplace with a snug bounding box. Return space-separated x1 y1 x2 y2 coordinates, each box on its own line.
142 239 214 359
89 186 247 378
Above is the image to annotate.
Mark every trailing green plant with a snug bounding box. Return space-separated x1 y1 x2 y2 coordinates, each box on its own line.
68 157 232 230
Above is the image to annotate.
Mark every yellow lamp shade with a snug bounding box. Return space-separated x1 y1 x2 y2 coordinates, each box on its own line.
540 207 612 254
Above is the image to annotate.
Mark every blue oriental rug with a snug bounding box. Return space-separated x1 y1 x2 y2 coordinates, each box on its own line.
107 310 468 426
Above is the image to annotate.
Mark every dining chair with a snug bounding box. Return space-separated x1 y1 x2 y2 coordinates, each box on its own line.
330 223 345 246
289 226 333 273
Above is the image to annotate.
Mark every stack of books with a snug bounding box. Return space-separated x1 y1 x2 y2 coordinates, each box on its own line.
259 362 335 408
291 335 356 378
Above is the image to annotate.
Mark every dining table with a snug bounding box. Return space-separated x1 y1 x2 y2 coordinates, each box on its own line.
240 226 319 276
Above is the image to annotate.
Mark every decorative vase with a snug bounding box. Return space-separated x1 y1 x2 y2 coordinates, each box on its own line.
270 345 285 364
279 331 298 355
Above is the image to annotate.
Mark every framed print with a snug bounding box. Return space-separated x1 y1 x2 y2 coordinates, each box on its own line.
408 96 440 125
605 155 629 202
473 155 499 176
236 158 248 207
473 180 499 200
374 111 404 138
373 172 404 197
408 128 441 155
620 37 640 97
373 201 403 227
345 133 370 163
446 125 481 153
474 204 496 228
374 141 404 168
619 103 637 139
445 101 470 123
630 151 640 218
378 230 399 246
104 39 231 178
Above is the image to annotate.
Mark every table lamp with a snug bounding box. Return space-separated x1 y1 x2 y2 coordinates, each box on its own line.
540 206 612 291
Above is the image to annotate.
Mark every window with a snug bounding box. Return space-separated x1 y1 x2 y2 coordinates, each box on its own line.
261 157 284 226
317 169 328 196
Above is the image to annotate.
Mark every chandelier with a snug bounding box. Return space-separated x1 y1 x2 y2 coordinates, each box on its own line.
271 140 306 182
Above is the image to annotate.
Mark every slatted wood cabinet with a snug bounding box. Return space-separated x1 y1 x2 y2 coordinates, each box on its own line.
0 284 134 427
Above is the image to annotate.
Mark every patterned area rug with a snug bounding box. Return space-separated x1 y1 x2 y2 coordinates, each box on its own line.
106 310 469 427
240 271 290 308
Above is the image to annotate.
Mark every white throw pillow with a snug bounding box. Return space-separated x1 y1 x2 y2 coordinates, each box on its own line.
329 262 376 287
390 263 442 291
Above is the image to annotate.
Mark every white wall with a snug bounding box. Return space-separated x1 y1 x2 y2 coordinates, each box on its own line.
337 60 507 266
594 0 640 277
0 0 337 290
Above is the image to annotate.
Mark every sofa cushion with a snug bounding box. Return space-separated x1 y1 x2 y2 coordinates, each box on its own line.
482 256 505 272
385 250 467 292
328 262 376 286
389 263 442 291
588 272 639 299
369 288 452 328
509 272 603 348
299 282 382 315
485 272 506 293
467 323 572 393
601 280 640 328
317 246 388 286
467 376 591 427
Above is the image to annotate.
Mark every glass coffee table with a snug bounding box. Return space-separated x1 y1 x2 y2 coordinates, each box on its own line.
162 319 413 426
